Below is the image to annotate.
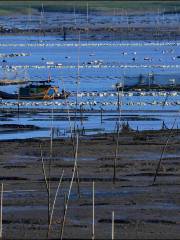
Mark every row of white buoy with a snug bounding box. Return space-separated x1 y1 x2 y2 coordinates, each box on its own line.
73 91 180 97
1 64 180 70
1 100 180 107
0 42 179 47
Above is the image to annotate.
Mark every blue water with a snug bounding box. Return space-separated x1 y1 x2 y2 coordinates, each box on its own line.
0 37 180 139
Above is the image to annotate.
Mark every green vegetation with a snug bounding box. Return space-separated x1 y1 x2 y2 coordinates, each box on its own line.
0 1 180 15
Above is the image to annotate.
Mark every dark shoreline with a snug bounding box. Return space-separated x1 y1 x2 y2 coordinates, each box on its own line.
0 26 180 41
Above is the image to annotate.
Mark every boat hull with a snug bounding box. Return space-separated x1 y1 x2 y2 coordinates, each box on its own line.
0 90 70 100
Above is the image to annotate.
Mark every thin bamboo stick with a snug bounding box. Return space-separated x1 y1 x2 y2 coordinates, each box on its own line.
92 181 95 240
73 31 81 198
0 183 3 239
40 144 48 192
113 82 124 183
112 211 114 240
60 133 79 240
47 94 55 228
61 75 81 198
153 118 177 184
39 144 50 227
48 170 64 237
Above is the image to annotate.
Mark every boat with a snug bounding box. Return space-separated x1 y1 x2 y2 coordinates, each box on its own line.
115 73 180 92
0 80 70 100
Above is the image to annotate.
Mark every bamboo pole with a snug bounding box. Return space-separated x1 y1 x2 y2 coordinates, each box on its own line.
40 144 48 192
153 118 176 184
48 170 64 237
39 144 50 228
47 94 55 227
61 76 81 198
0 183 3 239
74 31 81 198
60 133 79 239
113 83 123 183
92 181 95 240
112 211 114 240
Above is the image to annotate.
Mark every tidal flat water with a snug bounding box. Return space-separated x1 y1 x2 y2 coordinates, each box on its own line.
0 36 180 139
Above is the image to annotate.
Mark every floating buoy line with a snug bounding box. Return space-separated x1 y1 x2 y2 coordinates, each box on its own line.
1 100 180 107
69 91 180 97
0 42 179 47
1 64 180 70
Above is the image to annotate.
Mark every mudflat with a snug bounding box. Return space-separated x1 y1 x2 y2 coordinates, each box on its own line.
0 129 179 239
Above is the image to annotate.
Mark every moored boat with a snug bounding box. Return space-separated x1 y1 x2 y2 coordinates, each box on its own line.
0 80 70 100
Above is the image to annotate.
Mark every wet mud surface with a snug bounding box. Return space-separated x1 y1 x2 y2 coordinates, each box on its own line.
0 129 179 239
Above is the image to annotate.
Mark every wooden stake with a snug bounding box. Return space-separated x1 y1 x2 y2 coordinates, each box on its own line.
48 170 64 237
153 118 176 184
39 144 50 229
92 181 95 240
0 183 3 239
47 94 55 227
61 79 81 199
113 81 123 183
112 211 114 240
60 133 79 240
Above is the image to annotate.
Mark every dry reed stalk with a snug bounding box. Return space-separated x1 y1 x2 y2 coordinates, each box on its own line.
92 181 95 240
48 170 64 237
60 133 79 240
153 118 177 184
0 183 3 239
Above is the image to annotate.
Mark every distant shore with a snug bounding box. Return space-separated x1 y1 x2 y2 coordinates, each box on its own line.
0 26 180 41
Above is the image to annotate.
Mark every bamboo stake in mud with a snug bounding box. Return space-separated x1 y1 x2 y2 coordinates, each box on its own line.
112 211 114 240
74 31 81 198
75 163 80 197
61 78 81 199
48 170 64 237
0 183 3 239
153 118 176 185
63 193 67 218
47 94 55 227
60 133 79 240
113 83 123 184
40 144 50 229
92 181 95 240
